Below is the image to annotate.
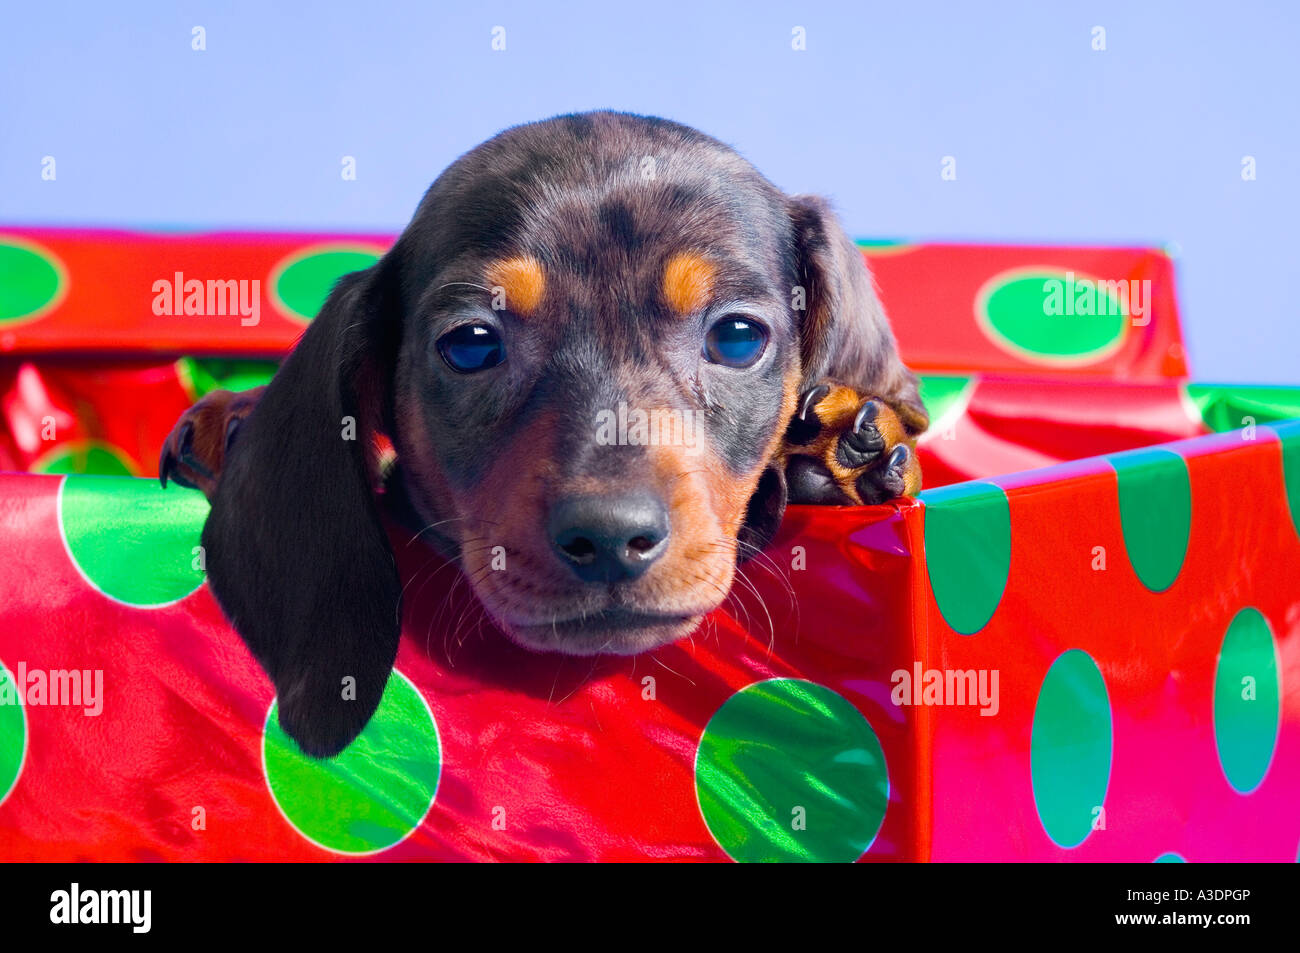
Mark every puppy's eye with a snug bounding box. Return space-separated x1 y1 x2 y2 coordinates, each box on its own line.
437 324 505 373
704 317 768 368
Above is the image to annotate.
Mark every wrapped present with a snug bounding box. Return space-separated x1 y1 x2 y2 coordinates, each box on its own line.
0 228 1184 376
0 422 1296 861
0 227 1296 861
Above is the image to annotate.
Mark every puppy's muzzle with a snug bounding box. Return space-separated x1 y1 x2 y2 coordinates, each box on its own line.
548 492 671 583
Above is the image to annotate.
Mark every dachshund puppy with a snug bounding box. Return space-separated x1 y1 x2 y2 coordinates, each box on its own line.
160 111 928 756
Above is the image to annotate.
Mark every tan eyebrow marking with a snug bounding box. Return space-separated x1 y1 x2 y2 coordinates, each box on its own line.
485 256 546 316
662 252 718 316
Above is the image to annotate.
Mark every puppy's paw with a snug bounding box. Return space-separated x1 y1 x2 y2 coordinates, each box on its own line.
779 382 922 505
159 386 265 499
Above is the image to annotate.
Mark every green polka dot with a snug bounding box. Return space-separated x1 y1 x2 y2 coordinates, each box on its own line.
1214 608 1279 795
695 679 887 863
917 373 974 423
33 441 134 476
920 481 1011 635
0 240 64 324
176 357 278 401
976 269 1127 363
1154 852 1186 862
272 248 380 322
59 476 208 607
1111 448 1191 593
0 660 26 806
1031 649 1112 849
1274 420 1300 541
1183 384 1300 433
264 670 440 854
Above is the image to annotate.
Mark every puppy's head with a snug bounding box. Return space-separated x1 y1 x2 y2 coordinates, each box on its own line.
203 112 913 754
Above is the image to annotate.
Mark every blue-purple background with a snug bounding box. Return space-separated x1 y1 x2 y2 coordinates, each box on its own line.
1 1 1296 382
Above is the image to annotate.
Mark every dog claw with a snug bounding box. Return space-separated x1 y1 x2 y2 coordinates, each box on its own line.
224 415 243 451
159 440 200 491
785 384 831 445
836 399 886 468
159 423 205 490
798 384 830 421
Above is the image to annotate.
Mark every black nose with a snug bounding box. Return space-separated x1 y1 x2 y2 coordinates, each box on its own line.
549 493 671 582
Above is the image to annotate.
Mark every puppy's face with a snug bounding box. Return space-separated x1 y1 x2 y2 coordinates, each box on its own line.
389 116 802 654
202 111 919 755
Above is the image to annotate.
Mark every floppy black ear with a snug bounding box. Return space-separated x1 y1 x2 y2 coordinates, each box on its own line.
787 194 928 434
201 261 402 758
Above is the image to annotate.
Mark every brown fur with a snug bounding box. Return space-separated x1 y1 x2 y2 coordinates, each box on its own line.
485 256 546 316
661 252 718 316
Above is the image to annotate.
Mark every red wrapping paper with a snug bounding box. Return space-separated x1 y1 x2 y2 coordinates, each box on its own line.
1 227 1296 862
1 423 1296 860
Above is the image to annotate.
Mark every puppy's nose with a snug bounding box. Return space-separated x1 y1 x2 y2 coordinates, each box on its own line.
549 493 671 582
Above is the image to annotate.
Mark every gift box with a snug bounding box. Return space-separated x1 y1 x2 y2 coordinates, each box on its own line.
0 228 1296 861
